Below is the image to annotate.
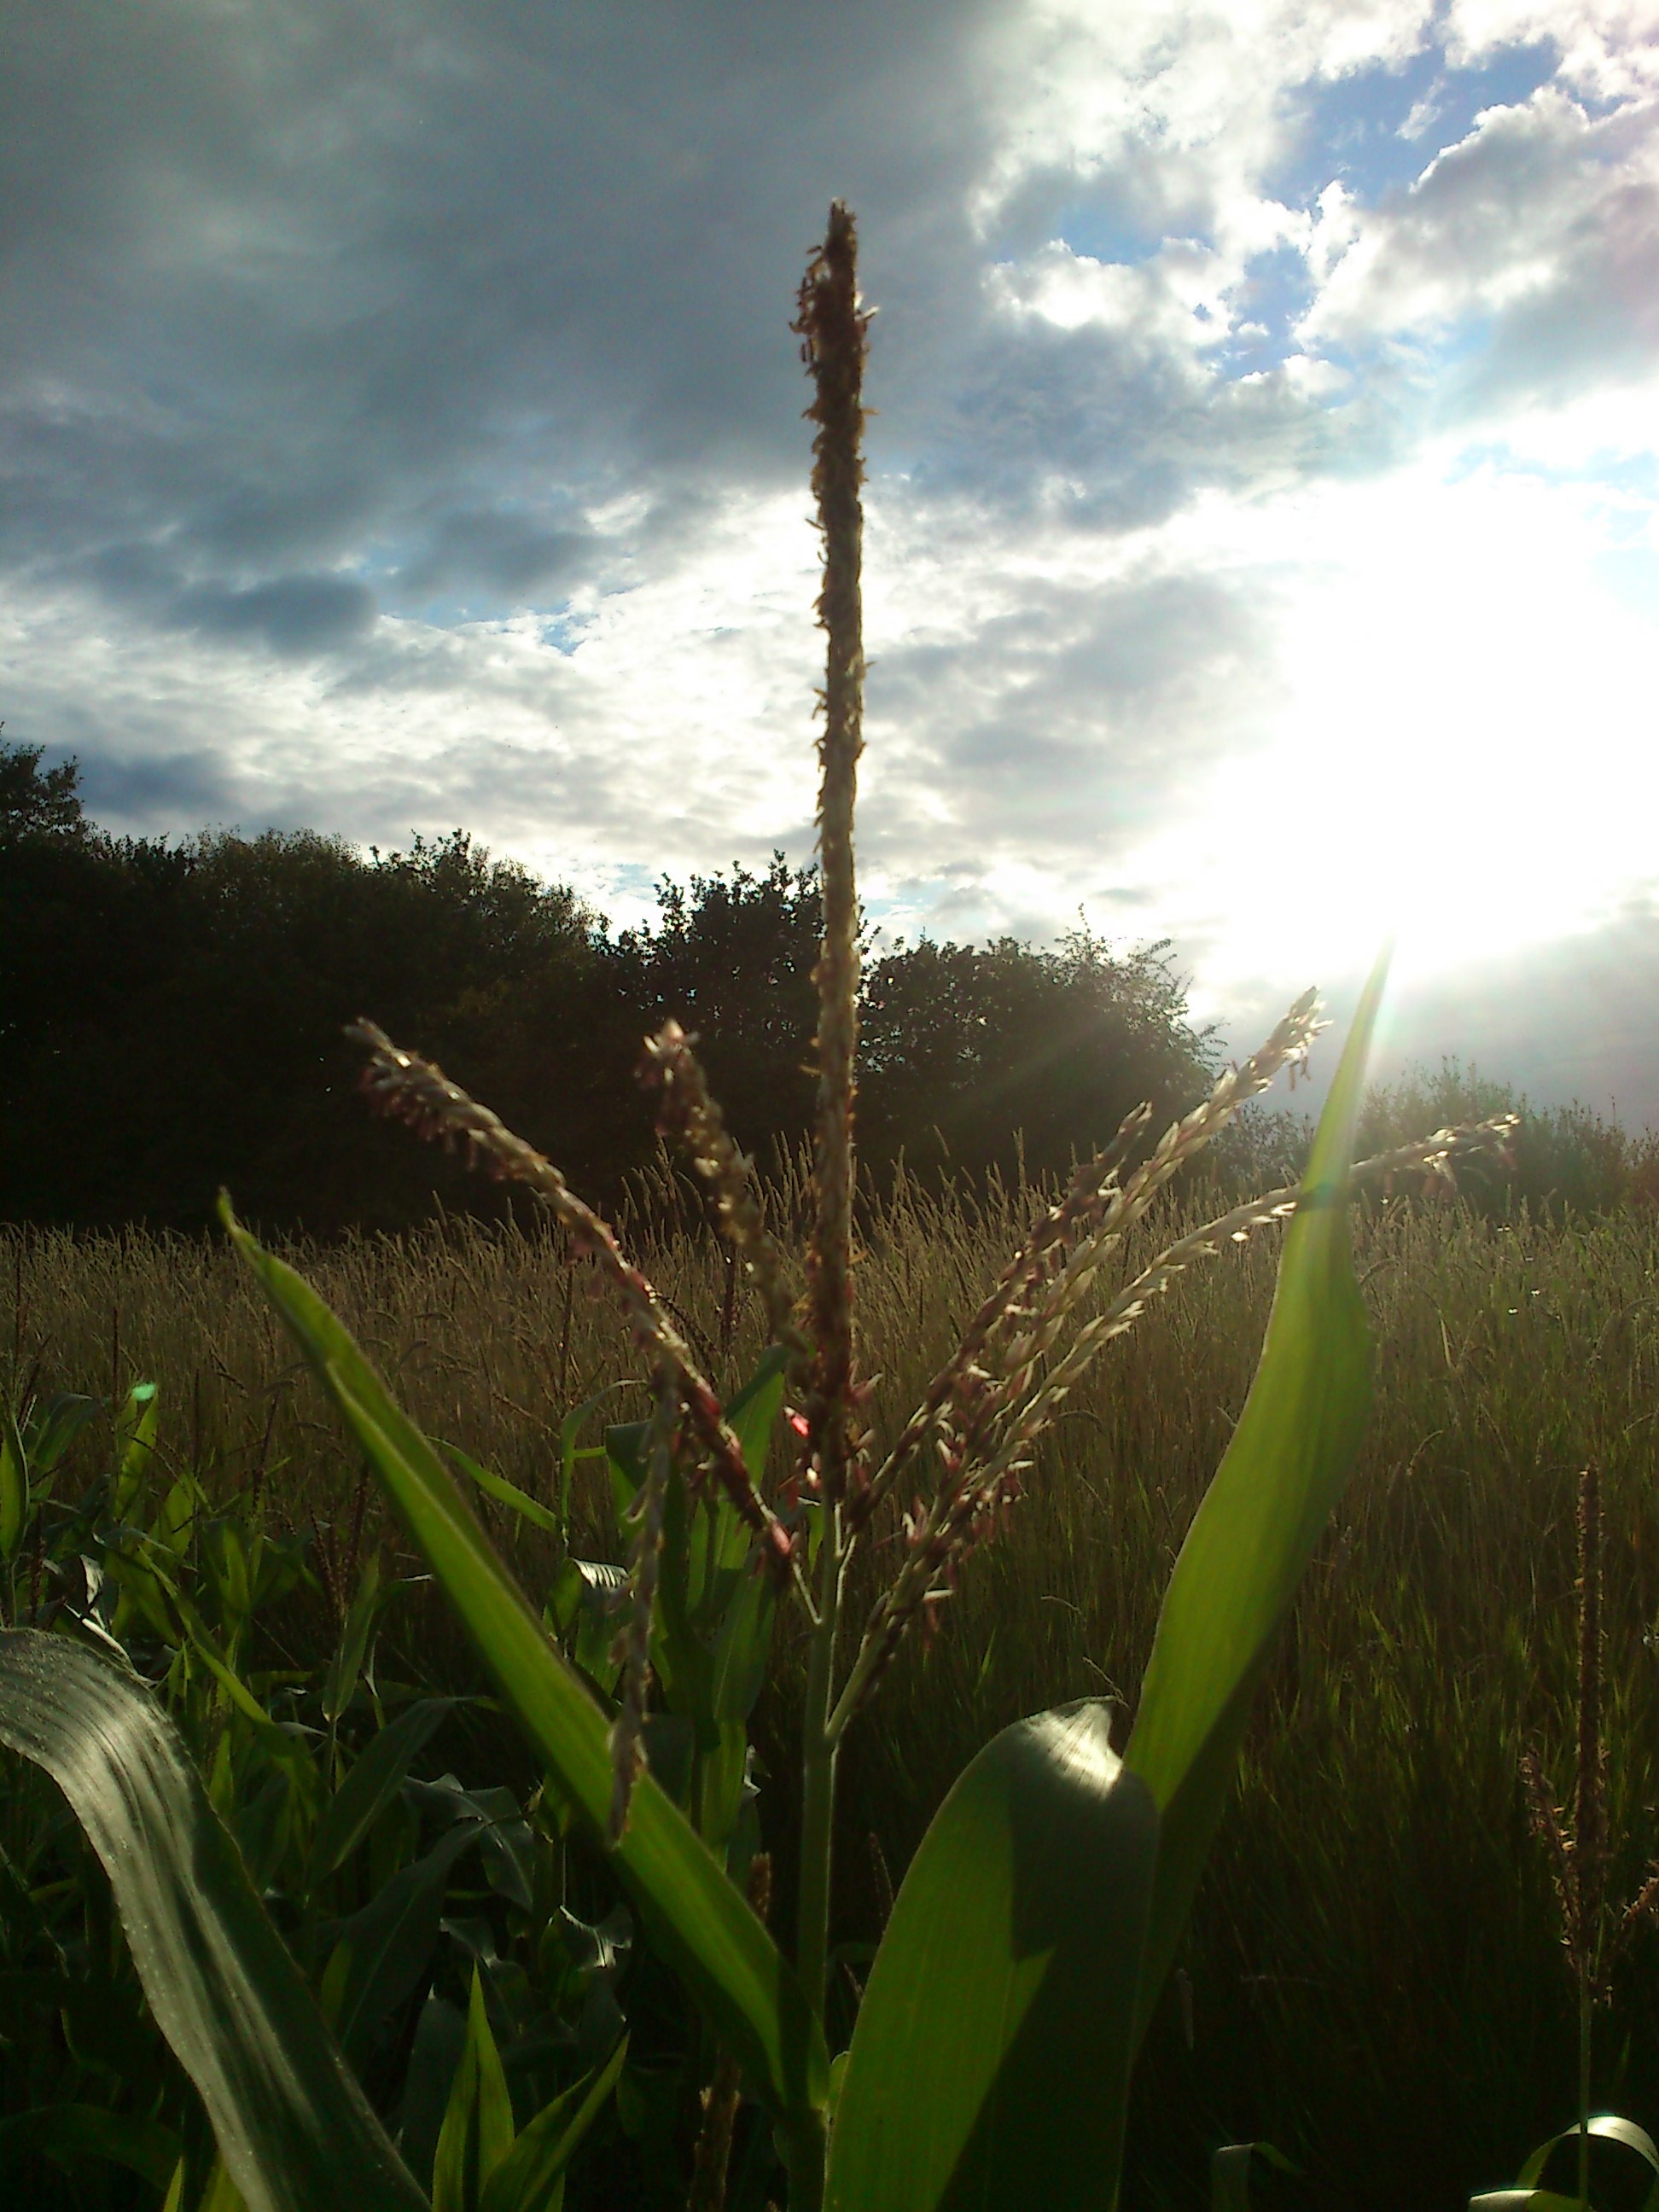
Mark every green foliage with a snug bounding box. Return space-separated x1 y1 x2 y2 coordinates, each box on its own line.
0 1631 428 2212
220 1203 828 2129
1231 1055 1659 1221
859 925 1214 1186
824 1707 1156 2210
0 739 85 842
1125 957 1381 2017
0 795 1217 1232
0 1362 651 2212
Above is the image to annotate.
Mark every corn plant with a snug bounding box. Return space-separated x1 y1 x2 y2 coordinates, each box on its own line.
0 206 1517 2212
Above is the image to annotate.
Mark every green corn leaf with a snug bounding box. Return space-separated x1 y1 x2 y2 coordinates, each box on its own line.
0 2103 182 2192
113 1381 160 1519
1125 953 1387 2031
28 1392 99 1476
447 1445 566 1538
0 1407 26 1563
432 1968 515 2212
1469 2195 1586 2211
224 1202 829 2126
1483 2114 1659 2212
332 1823 483 2073
556 1385 632 1535
480 2036 629 2212
312 1696 454 1883
323 1552 384 1722
0 1629 428 2212
1212 2139 1301 2212
824 1702 1157 2212
548 1560 626 1694
1517 2116 1659 2192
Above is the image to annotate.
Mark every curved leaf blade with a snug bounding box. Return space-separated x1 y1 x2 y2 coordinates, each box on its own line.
480 2037 629 2212
0 1630 428 2212
432 1968 515 2212
825 1703 1157 2212
312 1696 455 1884
1126 954 1387 2026
0 2103 181 2192
224 1204 828 2125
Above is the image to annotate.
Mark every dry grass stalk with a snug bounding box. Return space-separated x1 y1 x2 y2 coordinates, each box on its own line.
1521 1463 1659 2197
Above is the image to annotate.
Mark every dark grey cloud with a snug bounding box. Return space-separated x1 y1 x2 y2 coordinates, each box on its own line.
0 0 1012 615
0 0 1498 658
74 745 242 829
173 573 377 655
866 564 1280 867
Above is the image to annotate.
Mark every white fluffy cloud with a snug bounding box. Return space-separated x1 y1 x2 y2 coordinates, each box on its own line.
3 0 1658 1107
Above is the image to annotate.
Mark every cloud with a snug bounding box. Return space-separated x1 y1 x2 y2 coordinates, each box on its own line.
3 0 1658 1122
1301 85 1659 411
172 573 378 655
74 745 242 830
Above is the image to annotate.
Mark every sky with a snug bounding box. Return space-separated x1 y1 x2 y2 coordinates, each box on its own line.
5 0 1659 1117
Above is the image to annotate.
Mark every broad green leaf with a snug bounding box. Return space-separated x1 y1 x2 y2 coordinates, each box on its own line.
1481 2114 1659 2212
203 1517 254 1633
333 1823 482 2072
556 1385 631 1534
1125 954 1387 2029
405 1773 536 1911
113 1381 160 1518
29 1392 98 1476
312 1697 454 1883
433 1968 515 2212
726 1345 788 1477
324 1552 384 1722
447 1445 565 1538
1212 2140 1301 2212
480 2037 629 2212
0 2102 181 2191
197 2157 252 2212
153 1468 204 1557
0 1407 26 1563
548 1560 626 1694
1470 2194 1585 2211
709 1563 776 1726
224 1204 829 2125
0 1630 428 2212
825 1702 1157 2212
1517 2116 1659 2192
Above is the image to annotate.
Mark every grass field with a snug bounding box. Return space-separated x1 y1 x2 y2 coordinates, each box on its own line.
8 1179 1659 2210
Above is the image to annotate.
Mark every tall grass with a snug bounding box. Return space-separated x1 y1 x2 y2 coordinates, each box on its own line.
10 1186 1659 2205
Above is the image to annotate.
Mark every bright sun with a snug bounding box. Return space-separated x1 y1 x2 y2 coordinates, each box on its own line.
1142 450 1659 1002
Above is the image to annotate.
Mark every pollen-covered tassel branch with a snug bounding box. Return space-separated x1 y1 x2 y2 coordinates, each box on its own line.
641 1018 805 1356
608 1363 677 1843
860 990 1324 1545
795 198 871 1512
348 1020 796 1580
851 1100 1153 1533
830 1108 1521 1732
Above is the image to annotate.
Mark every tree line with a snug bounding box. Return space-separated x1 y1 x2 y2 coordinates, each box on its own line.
1 743 1220 1233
